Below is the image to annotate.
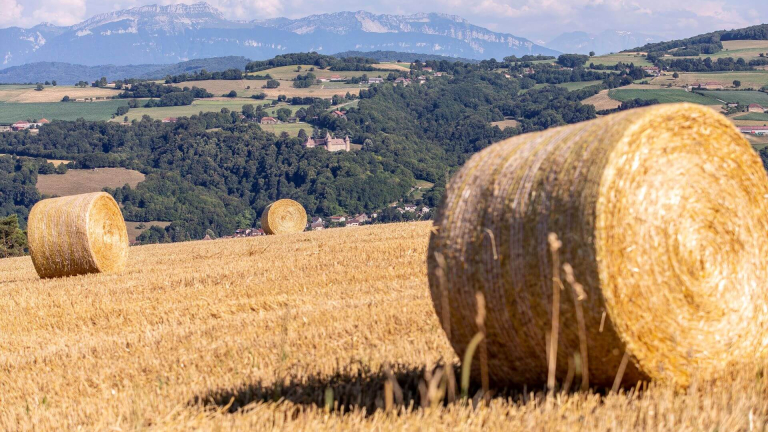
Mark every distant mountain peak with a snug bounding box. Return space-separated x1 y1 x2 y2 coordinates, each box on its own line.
0 3 558 67
71 2 227 33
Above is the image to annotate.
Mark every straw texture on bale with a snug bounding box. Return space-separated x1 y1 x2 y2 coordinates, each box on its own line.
28 192 129 278
427 103 768 389
261 199 307 235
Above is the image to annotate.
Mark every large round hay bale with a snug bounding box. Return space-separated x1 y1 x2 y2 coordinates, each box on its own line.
427 103 768 389
261 199 307 235
28 192 129 279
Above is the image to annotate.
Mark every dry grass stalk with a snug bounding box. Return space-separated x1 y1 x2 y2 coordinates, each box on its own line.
27 192 128 278
427 103 768 389
260 199 307 235
563 263 589 391
547 233 563 392
475 291 489 396
612 351 631 394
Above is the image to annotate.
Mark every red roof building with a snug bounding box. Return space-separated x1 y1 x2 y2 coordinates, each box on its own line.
260 117 278 125
748 104 766 113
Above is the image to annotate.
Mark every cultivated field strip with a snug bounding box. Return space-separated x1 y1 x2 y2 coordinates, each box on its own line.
0 222 766 431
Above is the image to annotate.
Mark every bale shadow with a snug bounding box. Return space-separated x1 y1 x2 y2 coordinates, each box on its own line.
191 363 531 415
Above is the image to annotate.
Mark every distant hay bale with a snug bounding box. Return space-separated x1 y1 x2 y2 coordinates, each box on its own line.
28 192 129 278
427 103 768 389
261 199 307 235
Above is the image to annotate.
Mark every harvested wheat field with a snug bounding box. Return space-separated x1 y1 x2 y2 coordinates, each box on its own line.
581 90 622 111
0 222 767 431
37 167 145 196
0 86 121 103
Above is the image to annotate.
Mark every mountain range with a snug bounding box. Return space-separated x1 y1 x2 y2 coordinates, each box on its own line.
547 30 660 55
0 57 250 84
0 2 559 68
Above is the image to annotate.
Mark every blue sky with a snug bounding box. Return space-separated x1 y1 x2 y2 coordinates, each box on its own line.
2 0 766 42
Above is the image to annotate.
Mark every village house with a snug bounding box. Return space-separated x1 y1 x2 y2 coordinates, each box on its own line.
330 75 344 82
318 78 330 83
697 82 724 90
303 132 351 152
434 72 443 77
740 126 768 136
748 104 766 113
260 117 279 125
348 214 369 225
329 215 346 224
0 125 10 132
346 220 361 227
367 77 384 84
394 77 412 85
310 221 325 230
331 110 347 119
422 67 433 72
11 121 30 131
162 117 178 123
641 66 661 76
311 216 323 224
233 228 264 238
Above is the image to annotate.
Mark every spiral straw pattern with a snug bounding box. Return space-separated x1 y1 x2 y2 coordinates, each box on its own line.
261 199 307 235
427 103 768 388
28 192 129 278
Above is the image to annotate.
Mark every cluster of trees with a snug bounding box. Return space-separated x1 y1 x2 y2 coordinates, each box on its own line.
0 156 41 230
557 54 590 68
118 82 213 107
656 57 759 72
504 55 555 62
293 72 316 88
164 68 244 83
0 214 27 258
245 53 377 73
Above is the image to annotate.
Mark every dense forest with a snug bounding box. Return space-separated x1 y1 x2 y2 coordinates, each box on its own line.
0 53 643 243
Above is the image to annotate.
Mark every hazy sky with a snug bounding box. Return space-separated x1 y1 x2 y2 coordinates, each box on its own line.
2 0 766 42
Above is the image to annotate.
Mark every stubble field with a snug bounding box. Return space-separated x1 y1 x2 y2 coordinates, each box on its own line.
37 167 145 196
0 222 766 431
0 85 121 103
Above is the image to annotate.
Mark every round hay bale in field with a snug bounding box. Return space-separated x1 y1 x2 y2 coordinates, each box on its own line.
261 199 307 235
28 192 129 279
427 103 768 389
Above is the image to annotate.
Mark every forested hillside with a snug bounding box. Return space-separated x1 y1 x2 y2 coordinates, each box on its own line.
0 53 643 243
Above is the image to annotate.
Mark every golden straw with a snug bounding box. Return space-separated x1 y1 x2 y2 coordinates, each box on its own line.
261 199 307 235
27 192 129 278
427 103 768 389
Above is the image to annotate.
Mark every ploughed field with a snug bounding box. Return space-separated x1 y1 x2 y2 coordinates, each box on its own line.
0 222 766 431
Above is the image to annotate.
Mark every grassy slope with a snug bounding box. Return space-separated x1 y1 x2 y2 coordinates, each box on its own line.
651 71 768 89
673 40 768 62
735 112 768 121
0 222 766 430
258 122 309 137
697 90 768 105
589 53 653 67
0 100 128 123
608 89 721 105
